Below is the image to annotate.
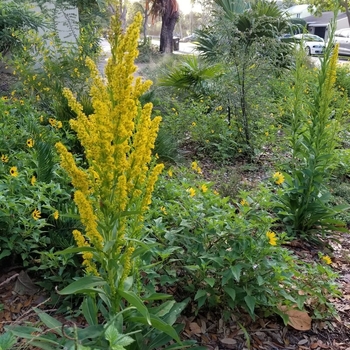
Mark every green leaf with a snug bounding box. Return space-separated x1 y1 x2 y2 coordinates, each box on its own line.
223 287 236 303
204 277 216 287
257 275 264 286
35 309 63 337
143 293 172 301
81 297 98 326
230 264 243 282
194 289 207 301
55 246 95 255
127 314 181 344
244 295 256 316
150 300 176 317
118 290 151 325
0 331 16 350
105 324 135 348
58 276 107 295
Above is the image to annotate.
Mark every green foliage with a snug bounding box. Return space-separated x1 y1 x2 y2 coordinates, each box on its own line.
157 55 223 98
8 18 100 122
0 96 76 269
0 0 46 56
145 167 340 320
0 330 16 350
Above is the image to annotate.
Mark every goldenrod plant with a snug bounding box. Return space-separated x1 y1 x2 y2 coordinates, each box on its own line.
9 13 186 350
273 12 349 238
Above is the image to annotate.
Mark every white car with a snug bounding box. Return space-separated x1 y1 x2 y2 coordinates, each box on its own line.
334 29 350 55
281 34 325 55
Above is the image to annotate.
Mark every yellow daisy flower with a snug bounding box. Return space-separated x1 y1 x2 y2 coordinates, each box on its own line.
32 209 41 220
187 187 196 197
273 171 285 185
322 255 332 265
1 154 9 163
10 166 18 177
26 138 34 148
266 231 277 246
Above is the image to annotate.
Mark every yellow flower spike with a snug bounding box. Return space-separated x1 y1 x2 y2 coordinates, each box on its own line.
273 171 285 185
266 231 277 246
240 199 249 206
56 13 164 291
322 255 332 265
53 210 59 220
32 209 41 220
10 166 18 177
201 184 208 193
168 169 173 177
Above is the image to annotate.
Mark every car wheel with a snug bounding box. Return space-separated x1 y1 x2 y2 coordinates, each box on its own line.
305 46 311 55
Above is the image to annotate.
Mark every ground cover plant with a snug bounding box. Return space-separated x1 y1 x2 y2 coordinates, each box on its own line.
1 0 350 349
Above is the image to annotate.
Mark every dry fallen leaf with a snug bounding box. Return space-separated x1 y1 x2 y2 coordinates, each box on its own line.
189 322 202 335
279 306 312 331
220 338 237 345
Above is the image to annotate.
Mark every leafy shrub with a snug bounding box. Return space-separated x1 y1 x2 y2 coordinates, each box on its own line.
145 166 340 321
0 96 77 272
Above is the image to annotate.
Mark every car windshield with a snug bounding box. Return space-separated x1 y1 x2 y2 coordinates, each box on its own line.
302 35 323 42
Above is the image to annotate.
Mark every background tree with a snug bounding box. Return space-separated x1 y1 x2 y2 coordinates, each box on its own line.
150 0 179 53
306 0 350 26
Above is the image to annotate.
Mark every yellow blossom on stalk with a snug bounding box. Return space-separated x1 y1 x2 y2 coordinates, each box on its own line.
191 161 202 174
72 230 98 275
53 210 59 220
56 121 63 129
31 175 36 185
266 231 277 246
201 184 208 193
26 138 34 148
168 168 173 177
160 206 167 215
48 118 56 126
56 13 164 295
187 187 196 197
273 171 285 185
240 199 249 206
10 166 18 177
32 209 41 220
192 122 196 127
322 255 332 265
1 155 9 163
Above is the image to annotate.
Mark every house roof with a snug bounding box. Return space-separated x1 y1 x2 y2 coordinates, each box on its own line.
286 4 309 15
303 11 348 26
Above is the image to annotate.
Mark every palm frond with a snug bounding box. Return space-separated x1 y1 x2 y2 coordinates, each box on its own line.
35 141 57 183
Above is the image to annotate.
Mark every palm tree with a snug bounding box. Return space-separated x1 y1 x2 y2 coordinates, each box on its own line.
150 0 179 53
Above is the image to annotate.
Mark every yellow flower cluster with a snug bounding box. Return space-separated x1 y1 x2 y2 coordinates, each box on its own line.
56 13 163 283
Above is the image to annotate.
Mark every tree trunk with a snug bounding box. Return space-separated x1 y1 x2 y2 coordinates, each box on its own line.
159 0 179 53
344 1 350 27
